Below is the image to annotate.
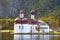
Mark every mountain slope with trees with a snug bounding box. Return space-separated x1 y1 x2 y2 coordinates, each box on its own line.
0 0 60 18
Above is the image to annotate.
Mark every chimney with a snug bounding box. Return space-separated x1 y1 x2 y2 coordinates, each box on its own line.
30 10 35 19
19 10 24 18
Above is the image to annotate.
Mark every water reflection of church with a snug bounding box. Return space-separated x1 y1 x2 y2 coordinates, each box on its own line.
14 10 50 33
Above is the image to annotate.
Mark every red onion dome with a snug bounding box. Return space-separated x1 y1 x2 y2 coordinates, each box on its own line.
19 10 24 14
30 10 35 15
28 19 38 25
15 18 28 24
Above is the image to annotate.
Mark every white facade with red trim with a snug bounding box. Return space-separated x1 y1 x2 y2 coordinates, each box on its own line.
14 10 50 33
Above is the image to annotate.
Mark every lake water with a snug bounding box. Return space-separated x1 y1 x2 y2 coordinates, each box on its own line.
1 33 60 40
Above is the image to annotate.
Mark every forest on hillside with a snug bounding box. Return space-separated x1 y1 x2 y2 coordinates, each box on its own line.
0 0 60 30
0 0 60 18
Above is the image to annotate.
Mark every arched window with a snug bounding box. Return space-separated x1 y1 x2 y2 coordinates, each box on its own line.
19 26 20 29
22 26 24 29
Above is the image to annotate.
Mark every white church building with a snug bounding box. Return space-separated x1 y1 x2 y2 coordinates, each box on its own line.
14 10 50 33
38 20 50 32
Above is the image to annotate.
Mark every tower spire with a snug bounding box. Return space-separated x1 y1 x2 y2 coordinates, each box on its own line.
30 10 35 19
19 10 24 18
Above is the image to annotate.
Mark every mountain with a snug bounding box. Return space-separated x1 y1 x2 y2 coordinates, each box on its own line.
0 0 60 18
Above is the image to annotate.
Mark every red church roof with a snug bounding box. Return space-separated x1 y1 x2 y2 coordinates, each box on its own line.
15 10 38 24
28 19 38 24
15 18 28 24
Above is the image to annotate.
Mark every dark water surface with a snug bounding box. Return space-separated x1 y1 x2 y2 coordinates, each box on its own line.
1 33 60 40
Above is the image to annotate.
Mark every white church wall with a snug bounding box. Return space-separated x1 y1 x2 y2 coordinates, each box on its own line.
14 20 50 33
14 24 31 33
29 25 38 33
14 24 38 33
22 24 31 33
40 23 49 32
14 24 21 33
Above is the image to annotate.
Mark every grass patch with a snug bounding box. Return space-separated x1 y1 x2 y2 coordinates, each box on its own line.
1 30 60 35
1 30 14 33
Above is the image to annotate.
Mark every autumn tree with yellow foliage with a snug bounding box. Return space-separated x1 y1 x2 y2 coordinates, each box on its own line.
0 18 14 30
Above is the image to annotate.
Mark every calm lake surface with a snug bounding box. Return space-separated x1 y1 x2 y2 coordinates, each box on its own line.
1 33 60 40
